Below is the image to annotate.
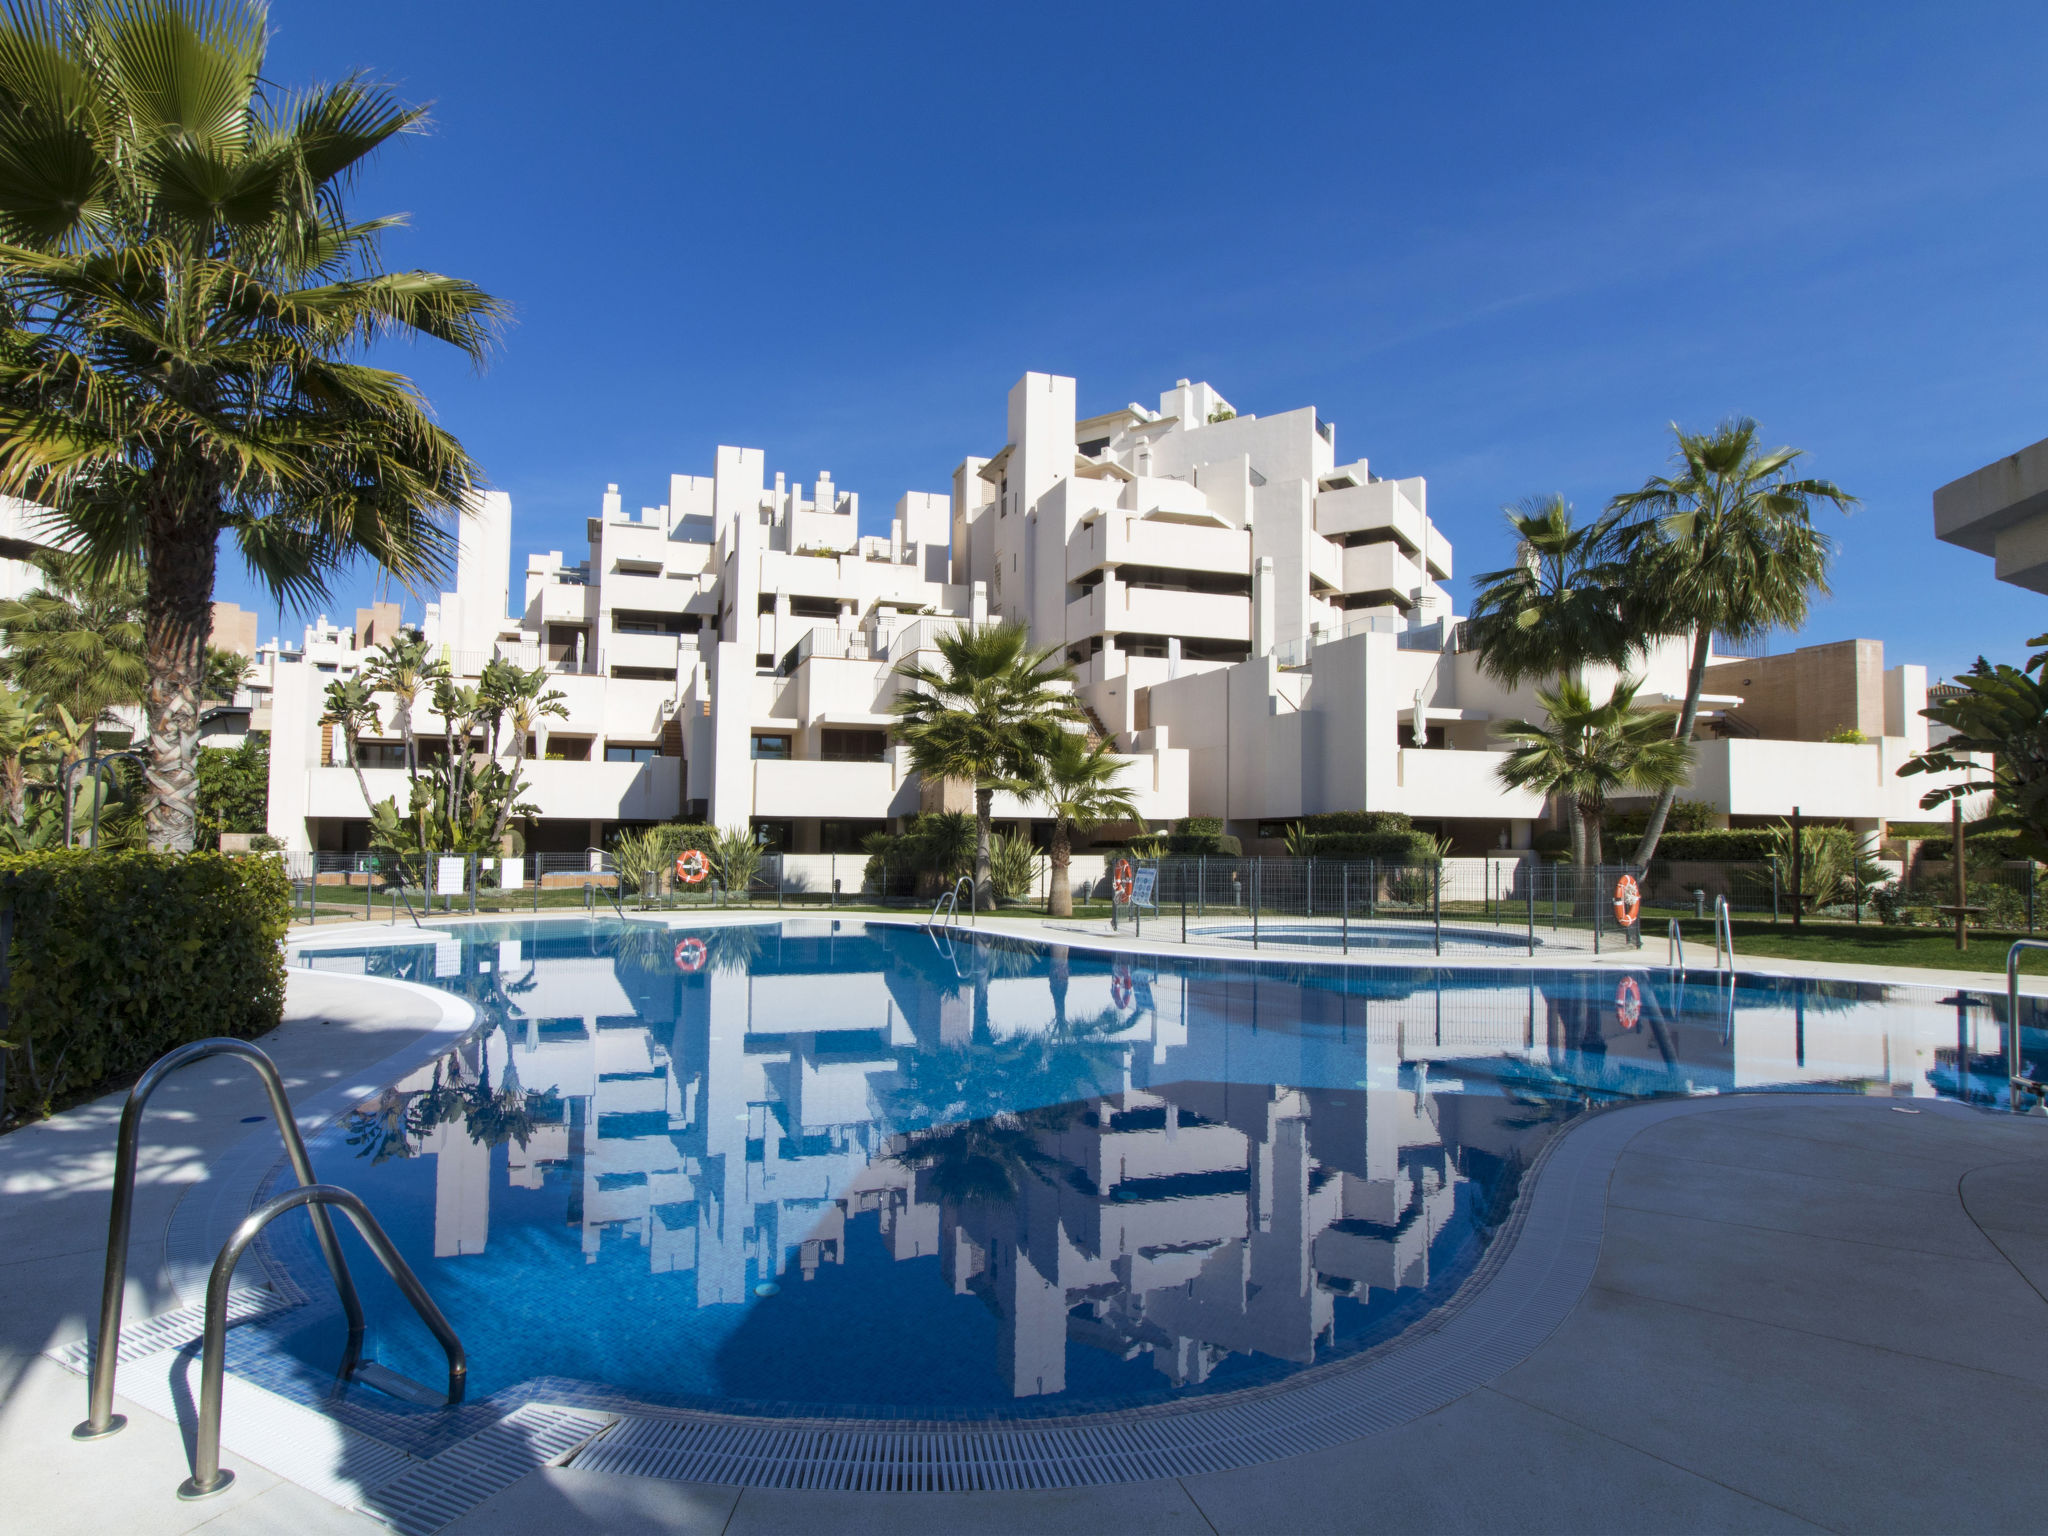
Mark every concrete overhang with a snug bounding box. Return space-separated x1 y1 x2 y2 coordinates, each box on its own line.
1934 434 2048 593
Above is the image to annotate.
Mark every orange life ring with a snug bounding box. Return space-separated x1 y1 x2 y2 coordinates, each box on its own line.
1615 975 1641 1031
1113 858 1135 903
1612 873 1641 927
1111 966 1134 1009
674 936 707 973
677 849 710 885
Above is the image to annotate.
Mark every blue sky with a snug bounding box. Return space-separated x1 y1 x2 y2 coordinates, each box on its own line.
235 0 2048 682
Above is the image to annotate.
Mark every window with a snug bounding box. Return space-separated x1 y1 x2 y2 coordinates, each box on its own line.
610 665 676 681
821 729 886 762
543 736 592 762
1077 436 1111 457
755 653 775 670
605 744 659 763
355 742 408 769
750 734 793 761
612 610 694 634
788 595 840 619
758 594 776 614
819 818 886 853
750 819 793 852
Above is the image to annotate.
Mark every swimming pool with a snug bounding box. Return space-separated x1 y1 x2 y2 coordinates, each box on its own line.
267 917 2033 1427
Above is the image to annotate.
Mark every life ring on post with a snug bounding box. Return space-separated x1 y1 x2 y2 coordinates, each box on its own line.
674 936 708 973
677 848 710 885
1111 965 1134 1010
1615 975 1641 1031
1612 873 1641 927
1113 858 1135 904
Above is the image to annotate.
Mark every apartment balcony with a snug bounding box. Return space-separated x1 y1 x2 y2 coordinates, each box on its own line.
750 758 905 819
1683 737 1981 821
1316 479 1428 554
305 757 684 821
1386 749 1546 820
1065 513 1250 581
599 520 671 572
1118 586 1251 642
601 571 696 612
605 629 681 674
540 582 599 624
1341 541 1425 601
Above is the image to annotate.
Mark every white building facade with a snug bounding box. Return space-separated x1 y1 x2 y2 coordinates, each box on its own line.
258 371 1973 858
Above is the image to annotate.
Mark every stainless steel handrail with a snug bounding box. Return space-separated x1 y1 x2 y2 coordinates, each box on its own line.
1713 896 1735 972
2006 940 2048 1109
1668 918 1685 972
926 876 971 931
178 1182 466 1501
75 1039 364 1442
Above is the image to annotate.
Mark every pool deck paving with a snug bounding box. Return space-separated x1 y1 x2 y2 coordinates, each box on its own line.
5 920 2048 1533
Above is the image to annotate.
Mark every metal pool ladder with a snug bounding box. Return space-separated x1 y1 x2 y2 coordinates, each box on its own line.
2007 940 2048 1110
73 1038 466 1501
1667 918 1685 973
1712 895 1736 971
927 875 972 930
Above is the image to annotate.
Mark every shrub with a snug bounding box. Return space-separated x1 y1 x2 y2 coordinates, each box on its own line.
608 823 717 891
1295 831 1441 862
1 851 289 1124
1166 816 1227 855
1912 830 2038 863
1295 810 1413 835
862 812 975 895
989 831 1038 902
1653 829 1778 861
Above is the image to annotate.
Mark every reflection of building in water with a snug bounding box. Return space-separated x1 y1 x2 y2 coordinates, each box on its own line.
331 919 1998 1400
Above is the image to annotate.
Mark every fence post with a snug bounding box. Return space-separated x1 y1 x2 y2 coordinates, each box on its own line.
1306 856 1314 920
533 859 541 913
1369 858 1377 921
1252 860 1260 950
1181 885 1187 944
468 854 477 917
365 866 373 923
1594 865 1602 955
1197 855 1205 918
1527 857 1535 956
1771 858 1780 924
1433 862 1442 955
2031 861 2038 935
1342 865 1350 955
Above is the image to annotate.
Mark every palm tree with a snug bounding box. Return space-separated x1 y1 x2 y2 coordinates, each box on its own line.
1495 675 1695 869
202 647 247 703
320 674 380 821
1036 732 1138 917
890 622 1078 902
1900 637 2048 858
1466 497 1638 866
0 552 146 750
479 657 566 851
1609 421 1853 864
362 632 443 787
0 679 40 825
0 0 503 851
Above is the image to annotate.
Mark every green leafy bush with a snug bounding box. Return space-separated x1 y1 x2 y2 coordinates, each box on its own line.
1 851 288 1123
1295 810 1413 835
989 831 1038 902
1911 830 2038 863
1294 831 1442 862
1653 829 1778 861
1166 816 1227 854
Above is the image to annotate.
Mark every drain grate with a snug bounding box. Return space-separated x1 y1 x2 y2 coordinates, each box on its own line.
354 1403 614 1536
47 1285 287 1373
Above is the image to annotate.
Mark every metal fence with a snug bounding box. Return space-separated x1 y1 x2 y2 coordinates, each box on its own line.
1097 857 1652 957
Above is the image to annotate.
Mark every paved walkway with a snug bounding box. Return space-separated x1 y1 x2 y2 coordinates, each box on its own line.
6 932 2048 1533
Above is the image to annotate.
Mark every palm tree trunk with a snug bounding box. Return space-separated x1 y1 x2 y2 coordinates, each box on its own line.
141 512 217 852
1631 626 1713 866
1583 799 1604 868
488 735 527 852
974 784 994 906
345 729 375 820
1049 817 1073 917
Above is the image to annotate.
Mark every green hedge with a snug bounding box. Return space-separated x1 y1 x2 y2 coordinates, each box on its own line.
1913 831 2038 863
1296 831 1441 862
1294 810 1414 835
1 851 289 1123
1653 829 1777 861
1166 817 1241 856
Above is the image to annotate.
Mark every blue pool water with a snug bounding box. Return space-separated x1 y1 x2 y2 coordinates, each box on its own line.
269 918 2035 1420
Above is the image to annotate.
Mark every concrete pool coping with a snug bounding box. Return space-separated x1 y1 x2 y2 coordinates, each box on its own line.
11 923 2048 1531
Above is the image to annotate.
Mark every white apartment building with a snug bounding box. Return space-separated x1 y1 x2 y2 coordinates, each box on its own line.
257 370 1975 858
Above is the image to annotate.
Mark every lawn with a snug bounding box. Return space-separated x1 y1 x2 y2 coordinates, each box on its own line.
1670 916 2048 975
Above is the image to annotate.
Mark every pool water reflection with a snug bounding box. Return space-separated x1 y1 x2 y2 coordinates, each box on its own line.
275 919 2023 1419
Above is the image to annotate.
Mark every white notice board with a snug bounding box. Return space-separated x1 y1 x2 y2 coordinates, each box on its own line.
499 856 524 890
435 856 466 896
